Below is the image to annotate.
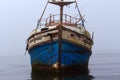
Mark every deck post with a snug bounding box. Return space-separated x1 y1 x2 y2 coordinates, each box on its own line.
50 14 52 25
65 14 67 24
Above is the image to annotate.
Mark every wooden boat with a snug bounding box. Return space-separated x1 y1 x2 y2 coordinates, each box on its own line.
26 0 94 74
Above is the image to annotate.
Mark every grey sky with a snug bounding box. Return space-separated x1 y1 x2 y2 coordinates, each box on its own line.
0 0 120 56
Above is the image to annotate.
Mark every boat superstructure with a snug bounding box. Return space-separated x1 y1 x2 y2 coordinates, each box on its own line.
26 0 93 74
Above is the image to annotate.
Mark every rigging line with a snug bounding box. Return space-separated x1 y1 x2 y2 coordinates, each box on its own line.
73 0 90 20
75 0 86 29
81 0 90 11
36 0 49 29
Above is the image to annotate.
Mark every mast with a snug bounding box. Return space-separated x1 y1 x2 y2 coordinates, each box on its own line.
49 0 75 24
60 0 63 25
49 0 75 72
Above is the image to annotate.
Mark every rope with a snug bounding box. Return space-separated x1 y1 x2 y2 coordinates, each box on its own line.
24 50 27 55
25 40 29 55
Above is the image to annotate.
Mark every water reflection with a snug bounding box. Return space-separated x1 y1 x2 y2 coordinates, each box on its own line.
31 73 94 80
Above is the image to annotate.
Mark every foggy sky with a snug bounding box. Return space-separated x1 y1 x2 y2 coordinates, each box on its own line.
0 0 120 56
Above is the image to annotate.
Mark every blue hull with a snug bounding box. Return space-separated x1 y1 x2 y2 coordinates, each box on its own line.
29 40 91 67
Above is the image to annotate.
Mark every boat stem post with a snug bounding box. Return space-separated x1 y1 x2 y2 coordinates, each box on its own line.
58 4 64 73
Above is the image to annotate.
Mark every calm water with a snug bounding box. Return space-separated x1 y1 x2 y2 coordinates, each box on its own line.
0 53 120 80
